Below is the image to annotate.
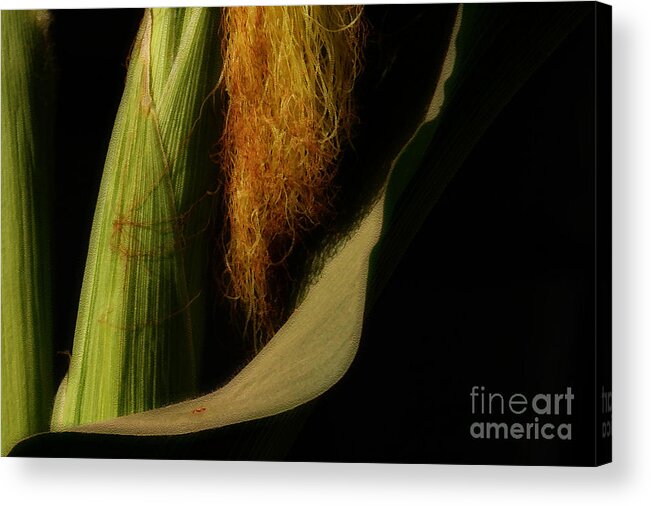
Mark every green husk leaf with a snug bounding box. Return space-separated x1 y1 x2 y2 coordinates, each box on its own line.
1 10 55 455
51 8 221 429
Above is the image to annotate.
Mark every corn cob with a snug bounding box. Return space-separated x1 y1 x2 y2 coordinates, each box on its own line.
52 8 221 429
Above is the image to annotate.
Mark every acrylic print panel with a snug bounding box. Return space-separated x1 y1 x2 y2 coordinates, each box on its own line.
2 2 611 465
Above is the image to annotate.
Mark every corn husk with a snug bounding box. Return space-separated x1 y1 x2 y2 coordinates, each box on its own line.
1 10 55 455
52 8 221 429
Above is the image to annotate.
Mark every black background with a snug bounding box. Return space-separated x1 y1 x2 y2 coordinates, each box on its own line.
287 4 606 465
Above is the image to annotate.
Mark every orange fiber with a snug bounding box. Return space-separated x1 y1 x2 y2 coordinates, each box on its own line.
220 6 364 349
